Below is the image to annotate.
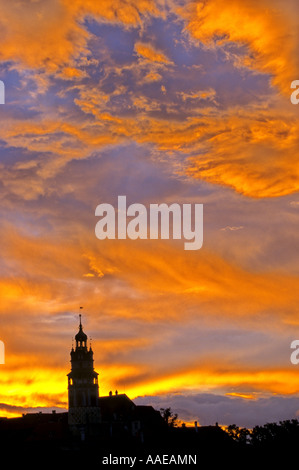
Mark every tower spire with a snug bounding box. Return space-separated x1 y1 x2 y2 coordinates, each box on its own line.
79 306 83 328
75 312 87 349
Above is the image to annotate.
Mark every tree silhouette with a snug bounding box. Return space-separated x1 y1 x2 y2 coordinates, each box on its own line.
224 418 299 451
159 407 178 427
251 419 299 447
226 424 251 444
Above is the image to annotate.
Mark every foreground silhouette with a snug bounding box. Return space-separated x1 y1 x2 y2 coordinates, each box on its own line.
1 318 298 464
1 411 299 464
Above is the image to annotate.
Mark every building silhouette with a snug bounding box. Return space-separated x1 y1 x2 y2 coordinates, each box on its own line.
67 315 165 441
67 314 100 434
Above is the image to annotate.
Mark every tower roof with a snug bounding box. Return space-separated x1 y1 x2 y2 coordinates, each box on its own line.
75 314 87 343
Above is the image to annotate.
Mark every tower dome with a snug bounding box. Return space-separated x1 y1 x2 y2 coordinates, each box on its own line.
75 314 87 348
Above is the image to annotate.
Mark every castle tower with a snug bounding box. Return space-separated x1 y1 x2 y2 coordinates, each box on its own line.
67 315 100 433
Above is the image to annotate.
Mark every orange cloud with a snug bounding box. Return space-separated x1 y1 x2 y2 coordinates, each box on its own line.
0 0 88 73
0 0 159 74
179 0 299 94
0 0 297 203
69 82 299 198
1 94 298 200
134 42 173 64
1 223 299 326
185 108 299 198
68 0 159 26
127 365 299 398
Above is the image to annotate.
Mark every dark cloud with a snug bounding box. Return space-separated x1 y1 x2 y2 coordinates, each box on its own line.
135 393 299 428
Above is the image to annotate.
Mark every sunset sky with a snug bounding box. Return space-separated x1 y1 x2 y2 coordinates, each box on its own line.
0 0 299 428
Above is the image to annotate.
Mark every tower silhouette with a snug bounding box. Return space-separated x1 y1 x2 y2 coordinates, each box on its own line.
67 315 100 434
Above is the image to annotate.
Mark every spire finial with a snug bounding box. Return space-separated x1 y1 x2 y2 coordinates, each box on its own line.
79 307 83 329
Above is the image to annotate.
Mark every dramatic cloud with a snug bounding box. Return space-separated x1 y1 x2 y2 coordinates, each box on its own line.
180 0 299 94
0 0 299 425
0 0 159 72
134 42 173 64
